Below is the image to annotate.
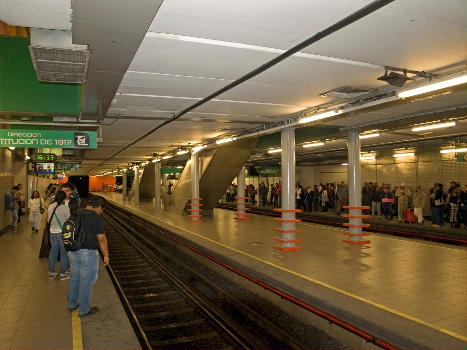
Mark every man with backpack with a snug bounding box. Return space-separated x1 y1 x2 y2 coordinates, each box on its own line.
66 196 109 317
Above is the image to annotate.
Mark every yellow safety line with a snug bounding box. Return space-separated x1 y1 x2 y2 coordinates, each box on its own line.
111 198 467 342
71 310 83 350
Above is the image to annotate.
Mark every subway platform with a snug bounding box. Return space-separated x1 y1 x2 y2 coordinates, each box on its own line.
100 191 466 350
0 217 141 350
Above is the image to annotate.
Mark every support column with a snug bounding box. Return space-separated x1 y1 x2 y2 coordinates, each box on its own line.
154 162 161 211
274 127 301 251
189 153 202 222
343 131 371 244
122 169 127 202
235 165 249 220
134 166 140 203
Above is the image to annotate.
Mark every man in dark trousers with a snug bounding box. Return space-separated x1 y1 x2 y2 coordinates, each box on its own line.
67 196 109 317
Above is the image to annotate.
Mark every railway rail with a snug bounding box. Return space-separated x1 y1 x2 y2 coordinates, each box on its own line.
103 204 304 350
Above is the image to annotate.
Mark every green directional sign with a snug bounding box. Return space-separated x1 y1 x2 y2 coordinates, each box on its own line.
0 129 97 149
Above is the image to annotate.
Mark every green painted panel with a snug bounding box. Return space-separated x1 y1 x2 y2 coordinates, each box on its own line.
0 129 97 148
0 36 80 114
256 126 339 149
161 167 183 174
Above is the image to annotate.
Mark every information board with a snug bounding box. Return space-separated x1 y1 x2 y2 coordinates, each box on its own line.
0 130 97 149
32 153 57 162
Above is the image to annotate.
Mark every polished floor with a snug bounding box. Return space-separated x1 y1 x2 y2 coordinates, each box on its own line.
101 191 467 344
0 217 140 350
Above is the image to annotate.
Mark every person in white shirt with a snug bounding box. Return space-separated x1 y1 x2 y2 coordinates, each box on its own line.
28 191 44 232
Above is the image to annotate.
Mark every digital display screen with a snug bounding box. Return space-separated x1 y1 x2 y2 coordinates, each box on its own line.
35 163 55 174
33 153 57 162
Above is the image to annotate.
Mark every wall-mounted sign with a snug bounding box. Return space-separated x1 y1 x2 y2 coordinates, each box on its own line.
55 163 80 171
35 163 55 174
32 153 57 162
0 129 97 149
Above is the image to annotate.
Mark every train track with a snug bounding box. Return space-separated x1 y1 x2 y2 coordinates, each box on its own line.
103 204 303 350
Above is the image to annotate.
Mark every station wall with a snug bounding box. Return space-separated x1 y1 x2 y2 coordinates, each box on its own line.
0 148 16 231
297 150 466 191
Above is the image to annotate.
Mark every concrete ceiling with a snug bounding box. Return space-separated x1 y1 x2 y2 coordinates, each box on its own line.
2 0 466 175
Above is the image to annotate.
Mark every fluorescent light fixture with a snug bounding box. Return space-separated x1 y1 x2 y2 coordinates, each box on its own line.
162 155 172 159
393 152 415 158
176 150 189 155
360 133 380 139
398 75 467 98
216 137 235 144
176 166 184 168
192 145 206 153
8 147 15 150
152 158 160 163
303 142 325 148
440 148 467 154
268 149 282 153
25 155 30 160
341 163 349 166
360 155 375 160
411 121 455 132
299 110 341 124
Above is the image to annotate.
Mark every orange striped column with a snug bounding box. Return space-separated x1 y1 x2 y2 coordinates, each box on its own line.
188 198 203 222
273 209 302 251
234 196 249 220
342 206 371 244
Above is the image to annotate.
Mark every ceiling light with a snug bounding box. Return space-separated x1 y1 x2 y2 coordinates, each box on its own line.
162 155 172 159
360 133 380 139
8 147 15 150
398 75 467 98
299 110 341 124
177 150 189 155
440 148 467 154
411 121 456 132
192 145 206 153
303 142 325 148
360 155 375 160
152 158 160 163
176 166 184 168
216 137 235 144
341 163 349 166
25 155 31 160
393 152 415 158
268 149 282 153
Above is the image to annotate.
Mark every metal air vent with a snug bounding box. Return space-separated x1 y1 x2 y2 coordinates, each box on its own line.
30 47 90 83
320 86 372 99
29 28 90 84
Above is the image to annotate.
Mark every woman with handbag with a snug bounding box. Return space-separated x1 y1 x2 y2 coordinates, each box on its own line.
38 185 56 258
28 190 44 232
47 190 70 280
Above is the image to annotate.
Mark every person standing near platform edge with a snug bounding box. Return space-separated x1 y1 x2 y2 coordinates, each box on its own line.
67 196 109 317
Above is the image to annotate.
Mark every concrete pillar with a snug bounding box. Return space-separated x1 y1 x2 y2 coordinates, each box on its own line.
154 162 161 211
134 166 140 203
344 131 370 244
235 165 249 220
274 127 301 251
122 169 127 202
189 153 202 222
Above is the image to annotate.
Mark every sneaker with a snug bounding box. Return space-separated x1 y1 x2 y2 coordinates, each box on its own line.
49 273 57 279
68 303 79 312
59 274 70 281
79 306 99 318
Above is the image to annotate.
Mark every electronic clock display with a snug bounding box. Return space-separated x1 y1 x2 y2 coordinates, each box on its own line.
33 153 57 162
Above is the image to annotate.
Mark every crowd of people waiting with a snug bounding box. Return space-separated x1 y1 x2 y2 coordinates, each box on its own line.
224 180 467 229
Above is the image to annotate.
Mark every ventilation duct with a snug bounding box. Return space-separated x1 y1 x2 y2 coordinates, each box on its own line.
29 28 90 84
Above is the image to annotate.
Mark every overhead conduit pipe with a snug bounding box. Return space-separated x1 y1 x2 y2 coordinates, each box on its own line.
90 0 394 171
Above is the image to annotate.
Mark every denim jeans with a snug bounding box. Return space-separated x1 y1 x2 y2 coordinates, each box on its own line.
433 206 444 226
10 209 18 230
67 249 99 316
383 203 393 220
48 233 68 275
